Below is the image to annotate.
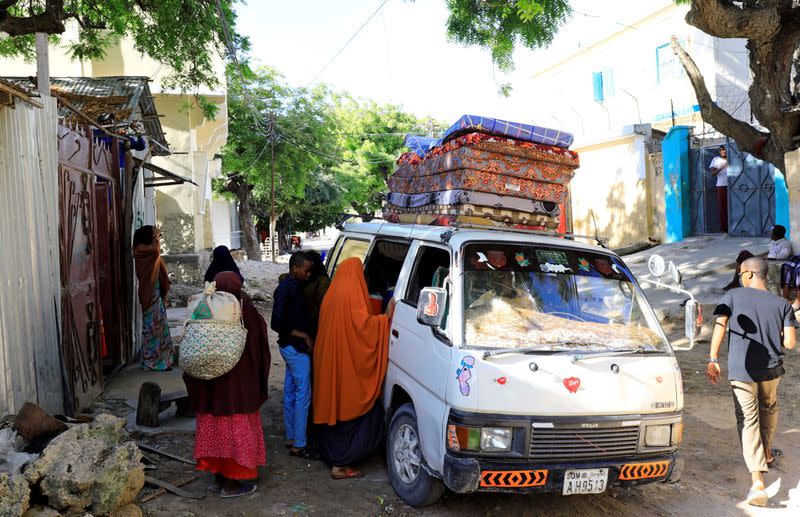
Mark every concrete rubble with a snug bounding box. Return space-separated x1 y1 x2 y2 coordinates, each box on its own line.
20 414 144 517
0 472 30 517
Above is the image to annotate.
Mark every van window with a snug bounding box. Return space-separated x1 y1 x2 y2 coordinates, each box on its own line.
330 238 370 277
404 246 451 306
364 239 411 312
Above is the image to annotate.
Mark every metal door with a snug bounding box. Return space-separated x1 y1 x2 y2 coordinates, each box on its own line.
94 180 122 370
727 141 775 236
59 165 103 411
689 145 722 234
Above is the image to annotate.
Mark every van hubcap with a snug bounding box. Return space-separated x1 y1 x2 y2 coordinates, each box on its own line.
393 423 421 484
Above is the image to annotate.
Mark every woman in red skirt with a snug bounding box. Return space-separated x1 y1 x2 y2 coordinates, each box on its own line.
183 272 271 498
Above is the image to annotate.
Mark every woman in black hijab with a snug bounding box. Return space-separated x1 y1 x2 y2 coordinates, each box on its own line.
205 246 244 284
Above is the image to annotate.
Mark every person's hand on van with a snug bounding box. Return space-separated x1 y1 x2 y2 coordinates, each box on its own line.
706 360 721 384
386 298 397 324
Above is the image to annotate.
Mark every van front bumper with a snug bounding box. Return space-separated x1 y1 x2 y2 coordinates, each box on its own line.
443 452 681 494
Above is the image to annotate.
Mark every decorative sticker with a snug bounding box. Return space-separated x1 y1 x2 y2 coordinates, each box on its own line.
487 250 507 269
515 253 531 267
578 258 591 272
456 356 476 396
541 263 573 274
655 376 663 384
563 376 581 394
495 376 508 385
423 291 440 317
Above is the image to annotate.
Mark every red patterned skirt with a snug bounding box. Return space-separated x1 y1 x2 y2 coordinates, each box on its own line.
195 412 266 480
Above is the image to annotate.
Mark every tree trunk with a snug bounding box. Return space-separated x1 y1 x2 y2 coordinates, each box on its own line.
222 176 260 261
238 198 260 261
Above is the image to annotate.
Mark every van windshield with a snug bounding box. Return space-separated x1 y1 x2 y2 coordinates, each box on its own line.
462 244 668 352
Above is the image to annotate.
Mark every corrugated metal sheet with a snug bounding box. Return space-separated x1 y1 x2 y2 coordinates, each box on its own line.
3 76 169 156
0 97 64 415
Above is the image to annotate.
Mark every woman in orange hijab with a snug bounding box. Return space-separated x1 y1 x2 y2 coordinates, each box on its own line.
313 257 393 479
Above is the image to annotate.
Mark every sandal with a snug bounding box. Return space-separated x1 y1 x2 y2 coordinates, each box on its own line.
331 468 365 480
284 441 294 449
746 487 768 507
289 447 320 461
220 481 258 499
767 448 783 467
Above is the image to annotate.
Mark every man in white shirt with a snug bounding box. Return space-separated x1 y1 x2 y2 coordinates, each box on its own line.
709 146 729 233
768 225 793 260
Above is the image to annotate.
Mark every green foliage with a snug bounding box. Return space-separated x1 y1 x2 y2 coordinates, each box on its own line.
332 94 445 217
219 65 442 232
0 0 245 95
444 0 571 71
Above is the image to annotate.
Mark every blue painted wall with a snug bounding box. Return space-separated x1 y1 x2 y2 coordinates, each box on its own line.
774 168 790 238
662 126 693 243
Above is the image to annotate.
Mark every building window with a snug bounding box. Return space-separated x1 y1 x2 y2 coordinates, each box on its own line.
656 41 685 83
592 69 615 103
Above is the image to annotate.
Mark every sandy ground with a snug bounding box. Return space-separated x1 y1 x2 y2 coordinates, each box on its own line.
125 262 800 517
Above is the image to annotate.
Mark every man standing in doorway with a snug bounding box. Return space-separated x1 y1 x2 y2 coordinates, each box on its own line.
708 257 796 506
709 145 729 233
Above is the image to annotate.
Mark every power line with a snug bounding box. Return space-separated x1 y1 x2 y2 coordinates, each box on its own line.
305 0 391 87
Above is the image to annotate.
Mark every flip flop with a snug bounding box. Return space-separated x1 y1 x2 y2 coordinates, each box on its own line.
284 441 294 449
767 448 783 467
746 487 768 507
289 447 320 461
220 482 258 499
331 469 365 480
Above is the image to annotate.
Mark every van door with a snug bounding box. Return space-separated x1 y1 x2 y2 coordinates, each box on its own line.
391 242 452 471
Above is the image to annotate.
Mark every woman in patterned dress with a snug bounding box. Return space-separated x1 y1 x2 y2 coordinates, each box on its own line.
183 272 271 498
133 225 174 370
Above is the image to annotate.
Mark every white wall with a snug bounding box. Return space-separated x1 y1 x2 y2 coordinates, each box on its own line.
528 4 750 143
211 197 234 249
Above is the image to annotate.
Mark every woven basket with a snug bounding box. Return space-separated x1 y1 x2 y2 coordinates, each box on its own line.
180 319 247 380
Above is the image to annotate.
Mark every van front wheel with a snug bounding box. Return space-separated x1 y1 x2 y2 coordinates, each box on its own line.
387 403 445 507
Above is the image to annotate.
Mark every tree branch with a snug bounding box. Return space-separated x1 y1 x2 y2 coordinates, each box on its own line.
0 0 66 36
669 37 780 164
685 0 780 43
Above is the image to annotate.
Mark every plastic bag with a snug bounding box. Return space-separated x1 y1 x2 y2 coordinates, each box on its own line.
0 428 38 474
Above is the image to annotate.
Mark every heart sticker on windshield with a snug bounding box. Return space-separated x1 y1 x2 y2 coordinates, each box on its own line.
496 377 507 385
563 377 581 393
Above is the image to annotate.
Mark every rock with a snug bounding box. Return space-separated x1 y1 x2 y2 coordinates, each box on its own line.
24 414 144 516
166 283 202 308
249 289 272 303
0 473 30 517
110 504 142 517
21 506 61 517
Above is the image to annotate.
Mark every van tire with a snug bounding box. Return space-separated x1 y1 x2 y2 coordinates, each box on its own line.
387 403 445 507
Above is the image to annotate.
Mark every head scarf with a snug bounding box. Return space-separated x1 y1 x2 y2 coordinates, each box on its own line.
313 257 390 426
133 225 169 310
205 246 244 284
213 271 243 298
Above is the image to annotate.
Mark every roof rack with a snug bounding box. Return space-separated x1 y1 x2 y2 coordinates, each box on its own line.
442 222 609 248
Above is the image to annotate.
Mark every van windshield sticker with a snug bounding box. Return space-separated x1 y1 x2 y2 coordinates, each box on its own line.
536 249 569 266
515 253 530 267
578 257 591 272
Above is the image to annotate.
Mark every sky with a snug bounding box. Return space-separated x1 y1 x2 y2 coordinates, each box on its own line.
234 0 672 124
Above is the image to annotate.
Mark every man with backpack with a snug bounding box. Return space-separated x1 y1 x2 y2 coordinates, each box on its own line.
271 252 317 460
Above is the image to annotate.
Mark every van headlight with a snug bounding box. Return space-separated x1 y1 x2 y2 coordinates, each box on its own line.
645 425 671 447
645 423 683 447
480 427 512 452
448 425 512 452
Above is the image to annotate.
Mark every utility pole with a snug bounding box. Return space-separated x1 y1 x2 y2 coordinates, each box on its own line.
269 112 277 263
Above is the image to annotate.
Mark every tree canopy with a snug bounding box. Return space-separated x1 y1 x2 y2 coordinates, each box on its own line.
0 0 243 101
218 65 442 254
444 0 571 71
671 0 800 170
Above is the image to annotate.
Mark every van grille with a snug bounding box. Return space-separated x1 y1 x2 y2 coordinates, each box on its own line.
529 425 640 461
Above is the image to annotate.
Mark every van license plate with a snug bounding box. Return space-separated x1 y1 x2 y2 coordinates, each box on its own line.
562 468 608 495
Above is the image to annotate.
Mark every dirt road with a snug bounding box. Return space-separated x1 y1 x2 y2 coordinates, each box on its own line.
136 302 800 517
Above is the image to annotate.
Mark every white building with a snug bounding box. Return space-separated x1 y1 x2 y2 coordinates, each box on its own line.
526 0 752 247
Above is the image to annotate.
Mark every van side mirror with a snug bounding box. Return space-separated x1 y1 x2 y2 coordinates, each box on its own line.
417 287 447 327
674 299 701 351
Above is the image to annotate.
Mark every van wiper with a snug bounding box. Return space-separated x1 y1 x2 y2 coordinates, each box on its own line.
570 347 651 362
483 346 559 359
